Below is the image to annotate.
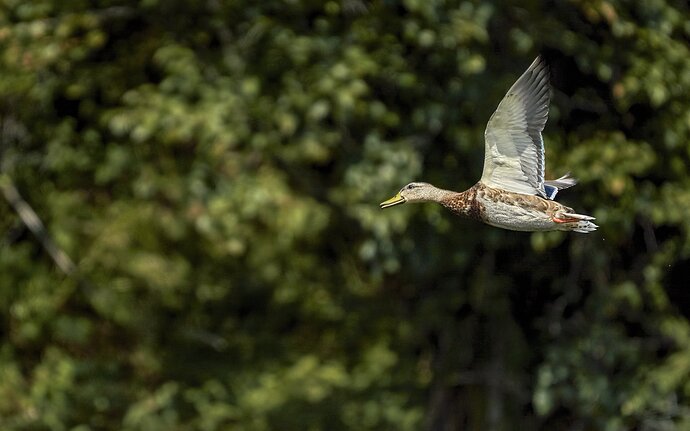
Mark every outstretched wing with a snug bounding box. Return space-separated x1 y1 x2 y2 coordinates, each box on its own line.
480 56 550 197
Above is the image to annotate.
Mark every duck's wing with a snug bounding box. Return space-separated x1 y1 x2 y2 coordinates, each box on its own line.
480 56 550 198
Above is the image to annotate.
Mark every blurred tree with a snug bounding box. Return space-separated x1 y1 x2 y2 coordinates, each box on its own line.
1 0 689 430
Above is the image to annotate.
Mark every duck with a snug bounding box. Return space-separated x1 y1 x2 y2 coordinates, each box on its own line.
380 56 597 233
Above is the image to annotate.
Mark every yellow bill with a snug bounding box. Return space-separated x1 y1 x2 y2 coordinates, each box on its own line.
380 192 405 209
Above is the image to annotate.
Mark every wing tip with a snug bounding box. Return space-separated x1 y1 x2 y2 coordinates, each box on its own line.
532 55 547 69
528 55 550 82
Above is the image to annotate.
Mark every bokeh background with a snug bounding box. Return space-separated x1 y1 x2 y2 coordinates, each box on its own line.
1 0 690 430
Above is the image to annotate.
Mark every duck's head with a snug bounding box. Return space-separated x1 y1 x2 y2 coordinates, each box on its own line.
380 182 439 208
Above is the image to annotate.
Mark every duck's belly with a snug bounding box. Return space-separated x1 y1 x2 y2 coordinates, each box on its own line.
476 195 557 232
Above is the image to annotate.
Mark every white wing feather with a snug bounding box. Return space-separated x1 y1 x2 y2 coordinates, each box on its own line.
481 56 550 197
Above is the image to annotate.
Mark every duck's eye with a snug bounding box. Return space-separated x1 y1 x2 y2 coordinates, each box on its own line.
406 184 417 190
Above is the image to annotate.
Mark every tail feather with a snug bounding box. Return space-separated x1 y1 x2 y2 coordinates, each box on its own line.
562 212 595 221
560 212 597 233
572 221 598 233
544 173 577 200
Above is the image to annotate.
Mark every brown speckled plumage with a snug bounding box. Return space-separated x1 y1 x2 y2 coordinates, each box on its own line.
475 183 575 218
439 182 574 223
439 183 484 221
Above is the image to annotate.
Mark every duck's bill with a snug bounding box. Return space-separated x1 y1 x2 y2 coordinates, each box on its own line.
380 193 405 209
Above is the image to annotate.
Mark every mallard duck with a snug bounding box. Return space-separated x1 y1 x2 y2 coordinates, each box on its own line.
380 56 597 233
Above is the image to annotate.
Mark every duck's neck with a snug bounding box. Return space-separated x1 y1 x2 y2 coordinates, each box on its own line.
425 186 457 203
437 184 481 219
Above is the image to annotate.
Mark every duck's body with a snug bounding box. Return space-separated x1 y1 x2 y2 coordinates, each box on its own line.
380 56 597 233
435 183 596 233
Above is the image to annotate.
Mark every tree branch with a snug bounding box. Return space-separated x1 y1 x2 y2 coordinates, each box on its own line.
1 175 76 276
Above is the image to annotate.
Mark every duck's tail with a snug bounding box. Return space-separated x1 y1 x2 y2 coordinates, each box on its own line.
544 173 577 200
555 212 598 233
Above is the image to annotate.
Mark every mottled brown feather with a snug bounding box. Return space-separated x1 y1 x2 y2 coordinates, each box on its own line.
439 183 484 221
439 182 574 222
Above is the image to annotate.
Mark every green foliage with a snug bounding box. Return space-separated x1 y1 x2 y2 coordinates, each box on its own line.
1 0 690 430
